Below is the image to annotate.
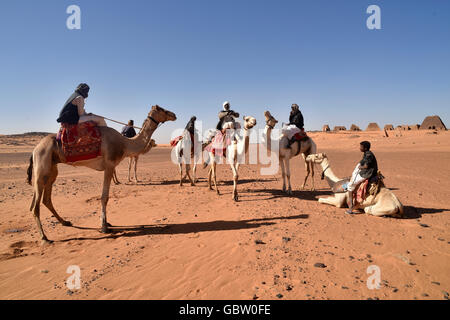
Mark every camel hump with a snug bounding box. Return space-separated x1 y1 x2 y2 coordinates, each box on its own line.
332 178 350 193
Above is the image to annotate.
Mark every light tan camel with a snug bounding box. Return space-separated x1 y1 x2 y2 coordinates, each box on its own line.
305 153 404 217
263 111 317 195
26 105 176 243
173 131 203 186
207 116 257 201
112 139 157 185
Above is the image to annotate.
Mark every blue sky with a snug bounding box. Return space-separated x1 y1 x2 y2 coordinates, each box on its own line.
0 0 449 142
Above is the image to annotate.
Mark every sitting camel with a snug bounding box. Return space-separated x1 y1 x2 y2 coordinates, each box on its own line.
206 116 257 201
112 139 157 184
305 153 404 217
263 111 317 194
27 105 176 243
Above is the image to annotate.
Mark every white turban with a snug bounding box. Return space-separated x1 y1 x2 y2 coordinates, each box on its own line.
223 101 230 110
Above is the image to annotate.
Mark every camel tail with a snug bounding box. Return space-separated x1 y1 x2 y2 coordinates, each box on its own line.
26 155 33 185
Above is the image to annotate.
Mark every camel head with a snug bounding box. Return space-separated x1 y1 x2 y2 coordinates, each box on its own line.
148 105 177 123
243 116 257 130
305 153 328 164
150 139 157 147
264 111 278 129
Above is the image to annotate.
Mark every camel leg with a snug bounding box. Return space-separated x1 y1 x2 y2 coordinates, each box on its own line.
301 154 310 190
133 156 139 184
185 163 195 186
179 163 183 186
31 174 50 243
212 161 220 195
42 165 71 227
127 157 132 183
208 166 213 190
318 195 345 208
231 163 239 201
100 168 114 233
285 158 292 195
310 161 315 191
280 157 287 193
112 169 120 185
192 160 197 184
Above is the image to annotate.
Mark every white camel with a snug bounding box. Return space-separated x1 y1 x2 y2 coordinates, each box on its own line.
305 153 404 217
206 116 257 201
172 130 203 186
263 111 317 194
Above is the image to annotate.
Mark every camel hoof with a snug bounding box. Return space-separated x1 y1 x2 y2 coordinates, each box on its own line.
41 238 53 246
233 194 239 202
190 183 195 186
100 227 111 234
61 220 72 227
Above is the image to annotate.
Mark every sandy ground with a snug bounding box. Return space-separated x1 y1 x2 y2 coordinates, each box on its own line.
0 130 449 300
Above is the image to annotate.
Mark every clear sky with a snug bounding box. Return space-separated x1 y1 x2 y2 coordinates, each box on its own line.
0 0 449 142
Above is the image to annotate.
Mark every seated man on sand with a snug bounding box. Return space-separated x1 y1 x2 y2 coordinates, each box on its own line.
57 83 107 127
345 141 378 214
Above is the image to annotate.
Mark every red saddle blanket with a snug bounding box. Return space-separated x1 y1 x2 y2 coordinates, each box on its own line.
354 179 369 204
205 130 232 157
57 121 102 163
292 129 308 142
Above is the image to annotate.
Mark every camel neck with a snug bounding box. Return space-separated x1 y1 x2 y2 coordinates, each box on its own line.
320 159 340 183
125 116 159 156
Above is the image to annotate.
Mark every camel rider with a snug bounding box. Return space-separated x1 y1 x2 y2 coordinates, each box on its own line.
121 120 137 138
286 103 304 148
205 101 240 145
57 83 107 127
185 116 197 135
216 101 240 131
345 141 378 214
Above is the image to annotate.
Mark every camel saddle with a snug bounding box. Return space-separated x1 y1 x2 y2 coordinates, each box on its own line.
332 171 385 204
291 129 309 156
170 133 195 156
56 121 102 163
205 130 232 157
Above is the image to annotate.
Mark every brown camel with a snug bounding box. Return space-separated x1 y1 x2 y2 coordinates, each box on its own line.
263 111 317 194
112 139 157 185
27 105 176 243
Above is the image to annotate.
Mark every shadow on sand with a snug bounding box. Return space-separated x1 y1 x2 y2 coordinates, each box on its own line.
59 214 309 242
401 206 449 219
239 188 333 202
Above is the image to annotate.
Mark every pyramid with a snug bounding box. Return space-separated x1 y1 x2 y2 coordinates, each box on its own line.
384 124 394 130
350 124 361 131
333 126 346 131
366 122 381 131
322 125 330 132
420 116 447 130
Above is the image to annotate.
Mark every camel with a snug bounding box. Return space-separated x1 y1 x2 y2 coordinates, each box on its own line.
112 138 157 185
305 153 404 217
172 131 203 186
263 111 317 195
206 116 257 201
26 105 176 243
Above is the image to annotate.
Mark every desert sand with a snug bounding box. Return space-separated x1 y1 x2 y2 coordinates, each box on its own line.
0 130 449 300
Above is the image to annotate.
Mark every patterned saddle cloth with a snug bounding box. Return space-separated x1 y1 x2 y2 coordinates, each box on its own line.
205 130 232 157
332 172 385 204
56 121 102 163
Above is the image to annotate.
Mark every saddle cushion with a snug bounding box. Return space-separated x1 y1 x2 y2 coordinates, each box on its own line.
292 129 308 142
57 121 102 163
205 130 232 157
